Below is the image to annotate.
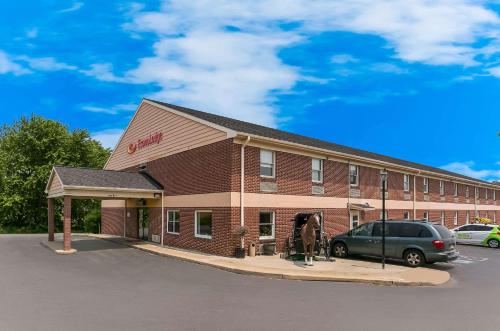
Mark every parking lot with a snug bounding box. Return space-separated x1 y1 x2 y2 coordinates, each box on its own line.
0 234 498 331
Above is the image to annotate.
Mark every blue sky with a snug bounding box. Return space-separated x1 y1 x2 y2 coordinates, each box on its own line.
1 0 500 181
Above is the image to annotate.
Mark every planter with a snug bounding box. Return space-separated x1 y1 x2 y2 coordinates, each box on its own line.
234 247 246 258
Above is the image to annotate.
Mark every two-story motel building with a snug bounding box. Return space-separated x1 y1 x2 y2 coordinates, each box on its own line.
45 99 500 255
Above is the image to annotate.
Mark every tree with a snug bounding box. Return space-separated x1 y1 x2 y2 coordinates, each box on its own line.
0 115 111 233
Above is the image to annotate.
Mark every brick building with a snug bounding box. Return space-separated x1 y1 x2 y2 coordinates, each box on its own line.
46 99 500 256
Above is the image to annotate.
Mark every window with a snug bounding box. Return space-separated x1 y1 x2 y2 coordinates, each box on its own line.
465 185 469 198
397 223 432 238
352 222 373 237
350 210 360 229
349 165 359 186
485 189 488 200
454 211 458 226
311 158 323 183
475 187 479 199
494 190 496 201
454 183 458 197
380 174 388 191
380 210 388 220
440 211 445 225
439 180 445 196
259 211 275 239
403 211 410 220
195 211 212 239
423 178 429 194
423 211 429 221
260 149 275 178
466 211 470 224
403 174 410 192
167 210 180 234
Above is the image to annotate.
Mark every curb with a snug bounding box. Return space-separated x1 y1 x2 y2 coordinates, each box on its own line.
93 235 448 286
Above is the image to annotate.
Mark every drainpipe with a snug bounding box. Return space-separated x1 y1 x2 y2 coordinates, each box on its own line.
161 192 164 247
347 161 351 227
413 174 417 220
240 136 251 249
123 199 127 238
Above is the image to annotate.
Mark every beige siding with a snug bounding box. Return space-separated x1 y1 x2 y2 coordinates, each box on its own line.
105 103 228 170
47 173 63 197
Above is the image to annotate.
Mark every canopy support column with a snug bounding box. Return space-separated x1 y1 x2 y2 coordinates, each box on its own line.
63 196 72 251
48 198 54 242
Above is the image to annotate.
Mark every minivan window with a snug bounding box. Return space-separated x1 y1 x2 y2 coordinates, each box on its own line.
372 223 397 237
396 223 433 238
433 225 452 239
352 223 373 237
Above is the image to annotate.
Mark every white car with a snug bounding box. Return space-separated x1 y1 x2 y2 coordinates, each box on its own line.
452 224 500 248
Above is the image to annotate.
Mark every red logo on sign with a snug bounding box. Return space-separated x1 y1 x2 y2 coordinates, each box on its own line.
127 143 137 154
127 132 163 154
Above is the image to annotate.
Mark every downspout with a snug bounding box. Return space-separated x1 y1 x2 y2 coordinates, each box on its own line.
413 174 417 220
240 136 251 249
123 199 127 238
161 192 164 247
347 161 351 227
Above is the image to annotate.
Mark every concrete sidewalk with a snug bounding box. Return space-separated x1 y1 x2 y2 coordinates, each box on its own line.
88 234 450 286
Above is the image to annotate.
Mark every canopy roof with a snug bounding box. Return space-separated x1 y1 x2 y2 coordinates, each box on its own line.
45 166 163 199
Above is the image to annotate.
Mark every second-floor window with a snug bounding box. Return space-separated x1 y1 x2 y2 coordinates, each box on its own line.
423 178 429 194
454 183 458 197
475 187 479 199
439 180 445 196
349 165 359 186
260 149 275 178
485 189 488 200
494 190 497 201
311 158 323 183
403 174 410 192
465 185 469 198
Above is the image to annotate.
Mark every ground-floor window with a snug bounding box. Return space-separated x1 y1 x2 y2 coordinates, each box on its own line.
454 211 458 226
423 211 429 221
403 211 410 220
379 210 388 220
350 210 360 229
167 210 180 234
195 210 212 239
259 211 275 239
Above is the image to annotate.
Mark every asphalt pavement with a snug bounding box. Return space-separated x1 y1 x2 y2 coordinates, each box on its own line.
0 234 498 331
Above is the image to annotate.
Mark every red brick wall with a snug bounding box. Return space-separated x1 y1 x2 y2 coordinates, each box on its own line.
358 166 380 199
101 208 123 236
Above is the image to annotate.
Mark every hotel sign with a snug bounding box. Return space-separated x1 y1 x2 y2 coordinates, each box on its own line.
127 132 164 154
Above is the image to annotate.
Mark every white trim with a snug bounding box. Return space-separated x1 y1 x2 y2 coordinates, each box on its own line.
166 209 180 235
194 210 212 239
258 210 275 240
161 193 165 245
62 185 163 193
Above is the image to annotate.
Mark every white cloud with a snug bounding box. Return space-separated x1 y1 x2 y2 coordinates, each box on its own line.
82 103 137 115
58 2 84 13
370 63 410 74
26 28 38 39
441 161 500 181
17 56 77 71
488 66 500 77
91 129 124 149
331 54 359 64
0 51 31 75
80 63 127 82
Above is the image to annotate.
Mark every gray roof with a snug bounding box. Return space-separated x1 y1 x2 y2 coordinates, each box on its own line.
54 166 163 191
148 98 496 186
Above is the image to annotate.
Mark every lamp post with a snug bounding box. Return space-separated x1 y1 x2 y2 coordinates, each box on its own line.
380 169 388 270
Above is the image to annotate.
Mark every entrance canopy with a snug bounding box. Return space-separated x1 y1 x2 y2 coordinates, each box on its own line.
45 166 164 199
45 166 164 252
349 203 376 211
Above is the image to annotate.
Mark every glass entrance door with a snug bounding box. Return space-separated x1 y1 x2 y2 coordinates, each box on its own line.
138 208 149 241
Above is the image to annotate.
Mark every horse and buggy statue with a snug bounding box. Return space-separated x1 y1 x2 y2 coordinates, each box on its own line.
283 213 331 265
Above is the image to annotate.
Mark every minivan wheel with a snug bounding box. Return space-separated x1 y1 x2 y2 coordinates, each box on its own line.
404 250 424 268
333 242 348 258
487 239 499 248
